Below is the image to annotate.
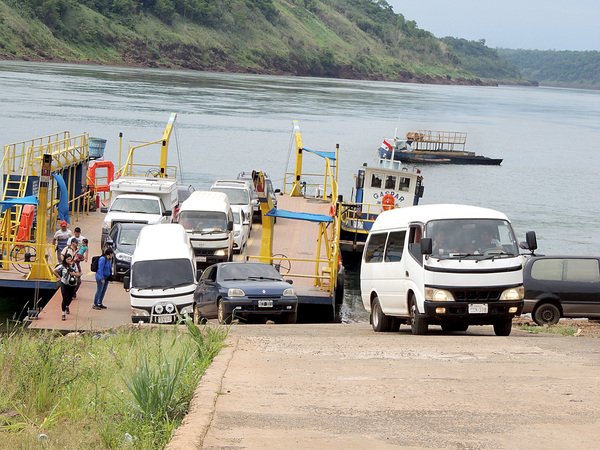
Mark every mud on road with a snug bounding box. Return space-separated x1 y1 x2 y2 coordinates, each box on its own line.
170 322 600 449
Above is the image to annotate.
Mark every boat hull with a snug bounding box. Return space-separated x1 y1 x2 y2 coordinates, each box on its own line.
379 147 502 165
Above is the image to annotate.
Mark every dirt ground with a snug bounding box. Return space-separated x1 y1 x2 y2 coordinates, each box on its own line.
168 321 600 449
513 316 600 338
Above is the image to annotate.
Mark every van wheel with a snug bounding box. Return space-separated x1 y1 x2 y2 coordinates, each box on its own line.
409 297 428 335
371 297 389 332
533 303 560 326
217 300 232 324
493 318 513 336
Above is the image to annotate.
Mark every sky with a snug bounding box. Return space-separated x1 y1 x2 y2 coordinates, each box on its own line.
387 0 599 51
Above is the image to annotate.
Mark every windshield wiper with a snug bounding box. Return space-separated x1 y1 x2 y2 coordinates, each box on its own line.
200 229 224 235
248 276 281 281
223 277 248 281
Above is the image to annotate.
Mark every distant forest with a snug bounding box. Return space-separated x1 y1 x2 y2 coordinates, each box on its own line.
497 49 600 89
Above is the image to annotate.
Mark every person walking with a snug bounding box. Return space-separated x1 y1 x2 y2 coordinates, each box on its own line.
52 220 72 263
93 248 114 310
53 254 81 321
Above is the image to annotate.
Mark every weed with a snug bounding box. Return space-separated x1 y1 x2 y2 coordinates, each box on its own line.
518 324 578 336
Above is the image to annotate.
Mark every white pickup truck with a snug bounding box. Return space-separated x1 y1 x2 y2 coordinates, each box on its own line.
101 177 178 246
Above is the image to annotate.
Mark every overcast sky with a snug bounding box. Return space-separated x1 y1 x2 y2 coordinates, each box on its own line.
387 0 599 51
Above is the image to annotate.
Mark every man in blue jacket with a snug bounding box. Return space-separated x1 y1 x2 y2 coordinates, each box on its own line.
93 248 114 310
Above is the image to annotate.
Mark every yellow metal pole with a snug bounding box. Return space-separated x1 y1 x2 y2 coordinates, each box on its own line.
28 153 55 280
289 120 304 197
257 171 275 264
117 132 123 176
159 113 177 178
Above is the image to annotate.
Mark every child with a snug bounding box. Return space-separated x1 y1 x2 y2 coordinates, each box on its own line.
76 238 89 272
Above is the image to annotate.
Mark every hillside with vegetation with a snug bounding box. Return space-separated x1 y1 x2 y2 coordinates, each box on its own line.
441 37 537 86
497 48 600 90
0 0 529 86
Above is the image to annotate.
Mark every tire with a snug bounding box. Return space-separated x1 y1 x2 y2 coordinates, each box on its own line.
193 304 202 325
409 297 428 335
441 323 469 332
494 318 513 336
217 299 232 324
371 297 389 332
533 303 560 326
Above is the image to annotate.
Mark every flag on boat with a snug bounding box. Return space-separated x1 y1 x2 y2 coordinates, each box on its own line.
382 140 392 150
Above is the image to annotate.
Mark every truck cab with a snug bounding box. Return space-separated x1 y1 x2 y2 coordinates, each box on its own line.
360 204 535 336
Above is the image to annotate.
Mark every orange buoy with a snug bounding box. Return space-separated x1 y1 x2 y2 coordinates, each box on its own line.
382 194 395 211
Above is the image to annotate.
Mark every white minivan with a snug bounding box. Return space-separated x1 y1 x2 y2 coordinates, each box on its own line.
177 191 234 268
125 223 196 324
360 204 536 336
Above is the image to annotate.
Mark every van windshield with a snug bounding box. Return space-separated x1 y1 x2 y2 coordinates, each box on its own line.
426 219 518 259
132 258 194 289
111 197 160 214
211 187 250 205
179 211 228 233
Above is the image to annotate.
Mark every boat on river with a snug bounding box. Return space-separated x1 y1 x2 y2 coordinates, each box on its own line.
339 148 424 256
379 130 502 165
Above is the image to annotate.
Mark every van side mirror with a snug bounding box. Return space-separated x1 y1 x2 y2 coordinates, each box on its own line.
101 206 108 213
420 237 432 255
163 210 172 217
227 221 233 231
416 185 425 198
123 275 130 290
520 231 537 254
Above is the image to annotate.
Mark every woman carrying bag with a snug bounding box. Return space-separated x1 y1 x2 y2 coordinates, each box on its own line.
53 254 81 321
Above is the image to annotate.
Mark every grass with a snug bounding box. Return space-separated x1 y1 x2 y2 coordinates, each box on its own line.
0 317 228 449
517 323 578 336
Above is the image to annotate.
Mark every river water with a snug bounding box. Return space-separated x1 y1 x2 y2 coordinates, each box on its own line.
1 61 599 322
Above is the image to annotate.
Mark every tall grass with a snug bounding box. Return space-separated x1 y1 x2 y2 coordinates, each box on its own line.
0 318 228 448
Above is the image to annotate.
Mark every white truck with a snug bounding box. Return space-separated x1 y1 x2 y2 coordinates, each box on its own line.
100 177 178 246
360 204 537 336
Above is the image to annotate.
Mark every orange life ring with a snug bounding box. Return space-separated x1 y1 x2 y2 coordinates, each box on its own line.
382 194 395 211
329 204 336 218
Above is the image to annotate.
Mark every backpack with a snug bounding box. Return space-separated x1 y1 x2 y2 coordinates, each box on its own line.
91 256 100 272
67 273 78 286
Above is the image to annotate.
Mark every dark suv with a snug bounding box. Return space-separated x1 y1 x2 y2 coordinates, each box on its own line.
522 256 600 325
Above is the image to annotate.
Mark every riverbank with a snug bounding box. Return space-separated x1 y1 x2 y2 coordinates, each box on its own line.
169 322 600 448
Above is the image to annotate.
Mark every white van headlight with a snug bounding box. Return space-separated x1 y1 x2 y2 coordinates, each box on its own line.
425 288 455 302
154 304 164 314
283 288 296 297
102 220 111 232
228 288 245 297
500 286 524 301
214 249 226 256
131 308 150 316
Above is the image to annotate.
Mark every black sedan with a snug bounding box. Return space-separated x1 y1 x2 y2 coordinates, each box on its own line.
104 222 146 281
193 262 297 324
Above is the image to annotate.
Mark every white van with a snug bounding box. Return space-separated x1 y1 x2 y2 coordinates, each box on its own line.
177 191 234 268
125 224 196 324
360 204 536 336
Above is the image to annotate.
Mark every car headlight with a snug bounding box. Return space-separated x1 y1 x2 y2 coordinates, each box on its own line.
228 288 245 297
500 286 524 300
283 287 296 297
180 305 193 315
131 308 149 316
425 288 455 302
214 249 226 256
115 252 132 262
154 304 164 314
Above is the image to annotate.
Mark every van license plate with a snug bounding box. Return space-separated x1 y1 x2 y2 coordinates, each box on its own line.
258 300 273 308
158 316 172 323
468 303 488 314
198 256 207 262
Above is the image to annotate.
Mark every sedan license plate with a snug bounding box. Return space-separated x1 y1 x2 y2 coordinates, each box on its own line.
158 315 172 324
468 303 488 314
258 300 273 308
